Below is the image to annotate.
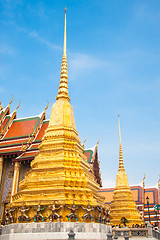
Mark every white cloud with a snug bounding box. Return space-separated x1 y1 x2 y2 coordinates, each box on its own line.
0 45 16 55
6 22 62 52
68 52 120 80
0 87 5 93
29 31 62 51
135 2 160 22
69 52 114 70
101 179 115 188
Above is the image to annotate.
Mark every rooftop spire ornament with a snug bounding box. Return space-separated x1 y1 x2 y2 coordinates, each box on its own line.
96 138 100 148
82 137 87 148
56 7 70 101
9 95 14 106
118 114 124 170
15 100 21 112
0 100 3 111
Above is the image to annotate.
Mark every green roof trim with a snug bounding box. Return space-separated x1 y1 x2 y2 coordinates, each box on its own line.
0 142 27 149
2 116 41 140
28 147 39 151
19 155 35 159
83 149 93 163
43 120 49 123
3 135 29 140
34 139 42 143
0 111 4 121
13 116 40 123
0 111 4 120
3 116 11 130
0 148 21 154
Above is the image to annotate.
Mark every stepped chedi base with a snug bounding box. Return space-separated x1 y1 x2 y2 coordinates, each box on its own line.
6 8 106 225
110 116 143 227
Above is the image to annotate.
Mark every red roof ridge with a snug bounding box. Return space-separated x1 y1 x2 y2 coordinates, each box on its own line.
0 136 28 143
0 105 10 125
43 119 49 123
16 109 46 153
99 188 114 191
0 106 7 113
0 110 17 139
84 145 96 152
13 114 41 122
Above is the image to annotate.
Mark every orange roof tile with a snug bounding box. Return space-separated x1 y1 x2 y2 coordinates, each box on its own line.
99 190 114 203
12 121 49 161
144 188 158 205
0 138 28 148
4 117 40 139
15 150 38 161
0 107 10 123
0 110 5 121
1 116 10 130
30 143 39 150
99 186 158 206
99 188 114 204
131 188 140 202
83 149 93 163
35 121 49 140
0 145 22 154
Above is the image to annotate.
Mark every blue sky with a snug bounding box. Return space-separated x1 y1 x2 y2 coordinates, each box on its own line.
0 0 160 188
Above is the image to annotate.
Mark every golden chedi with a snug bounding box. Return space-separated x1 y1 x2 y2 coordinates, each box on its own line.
110 116 143 227
10 8 105 223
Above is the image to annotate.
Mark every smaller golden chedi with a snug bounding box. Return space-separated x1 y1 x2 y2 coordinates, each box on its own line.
110 116 143 227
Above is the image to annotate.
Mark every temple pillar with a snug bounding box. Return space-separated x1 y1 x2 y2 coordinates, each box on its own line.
11 162 20 203
0 156 3 185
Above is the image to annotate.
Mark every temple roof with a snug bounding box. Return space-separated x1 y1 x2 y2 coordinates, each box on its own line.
84 145 102 187
4 116 41 139
0 106 10 126
99 185 159 206
14 120 49 161
0 101 47 157
83 149 94 163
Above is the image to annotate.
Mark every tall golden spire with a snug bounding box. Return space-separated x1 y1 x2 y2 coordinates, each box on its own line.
11 9 104 219
118 114 124 170
63 7 67 56
56 7 70 101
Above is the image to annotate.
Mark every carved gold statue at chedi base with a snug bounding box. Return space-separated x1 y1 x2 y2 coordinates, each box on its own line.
110 116 143 227
8 8 106 224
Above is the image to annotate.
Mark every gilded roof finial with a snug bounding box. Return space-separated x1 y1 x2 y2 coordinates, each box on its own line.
15 100 21 112
143 173 145 183
82 137 87 148
96 138 100 148
28 134 31 143
44 101 49 112
21 142 25 151
56 7 70 101
143 173 145 188
0 100 3 111
9 95 14 106
118 114 124 170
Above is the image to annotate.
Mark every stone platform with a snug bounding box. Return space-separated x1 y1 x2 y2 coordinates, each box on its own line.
0 222 111 240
